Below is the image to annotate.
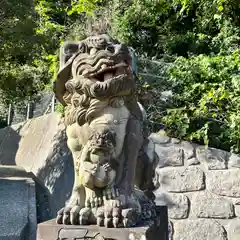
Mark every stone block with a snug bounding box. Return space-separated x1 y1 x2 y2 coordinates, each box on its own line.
196 146 228 170
228 220 240 240
149 133 170 144
232 199 240 205
192 191 235 219
173 219 227 240
154 191 189 219
171 138 181 144
229 153 240 168
0 176 37 240
206 169 240 197
156 167 205 192
181 141 195 160
154 140 195 168
234 205 240 217
187 157 200 165
155 144 184 167
167 194 189 219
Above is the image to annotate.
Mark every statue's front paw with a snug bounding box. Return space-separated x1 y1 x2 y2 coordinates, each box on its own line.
56 205 82 225
85 195 103 208
96 206 139 228
102 189 139 228
103 186 119 201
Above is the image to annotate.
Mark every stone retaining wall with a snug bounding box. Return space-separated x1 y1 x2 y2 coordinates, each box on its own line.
150 133 240 240
0 113 74 222
0 166 37 240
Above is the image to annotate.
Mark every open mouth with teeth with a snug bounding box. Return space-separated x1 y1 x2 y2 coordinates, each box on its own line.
82 62 128 82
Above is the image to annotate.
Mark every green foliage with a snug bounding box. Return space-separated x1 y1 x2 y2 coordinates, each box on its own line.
161 52 240 152
110 0 240 153
56 103 65 117
68 0 102 15
0 0 48 109
110 0 240 58
0 0 100 112
0 63 48 104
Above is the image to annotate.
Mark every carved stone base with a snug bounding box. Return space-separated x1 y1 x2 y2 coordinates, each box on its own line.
37 206 168 240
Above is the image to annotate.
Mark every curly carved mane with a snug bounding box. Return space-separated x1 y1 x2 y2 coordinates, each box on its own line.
54 34 142 126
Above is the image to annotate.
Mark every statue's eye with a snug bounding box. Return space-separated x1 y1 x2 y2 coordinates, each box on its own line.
106 45 114 53
78 42 86 53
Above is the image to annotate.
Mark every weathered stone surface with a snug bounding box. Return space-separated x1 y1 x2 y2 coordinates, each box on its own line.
168 194 189 219
171 138 181 144
207 169 240 197
149 133 170 144
229 153 240 168
156 167 205 192
154 190 189 219
37 209 169 240
155 140 195 167
233 199 240 205
11 113 74 221
0 122 23 165
192 191 235 219
173 219 227 240
181 141 195 160
224 197 240 205
168 221 173 240
144 139 155 163
155 144 184 167
188 157 200 165
234 205 240 217
154 189 174 206
0 177 37 240
196 146 228 170
228 220 240 240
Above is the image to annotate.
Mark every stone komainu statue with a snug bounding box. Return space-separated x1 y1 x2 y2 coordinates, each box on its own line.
53 34 157 228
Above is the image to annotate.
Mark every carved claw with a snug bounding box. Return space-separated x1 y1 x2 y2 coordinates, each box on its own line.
91 164 98 175
79 207 91 225
98 206 138 228
104 206 113 228
102 163 111 171
103 186 119 201
113 217 121 228
122 208 139 228
104 218 114 228
112 207 123 228
70 206 81 225
56 205 82 225
96 207 105 226
97 217 104 226
85 192 103 209
63 213 71 225
56 207 71 225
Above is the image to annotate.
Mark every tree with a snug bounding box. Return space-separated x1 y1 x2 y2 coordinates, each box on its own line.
107 0 240 153
0 0 101 124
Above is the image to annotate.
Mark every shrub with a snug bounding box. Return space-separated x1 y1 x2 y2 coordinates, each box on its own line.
158 51 240 153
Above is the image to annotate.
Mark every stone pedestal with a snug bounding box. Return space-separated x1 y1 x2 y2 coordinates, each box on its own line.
37 206 168 240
